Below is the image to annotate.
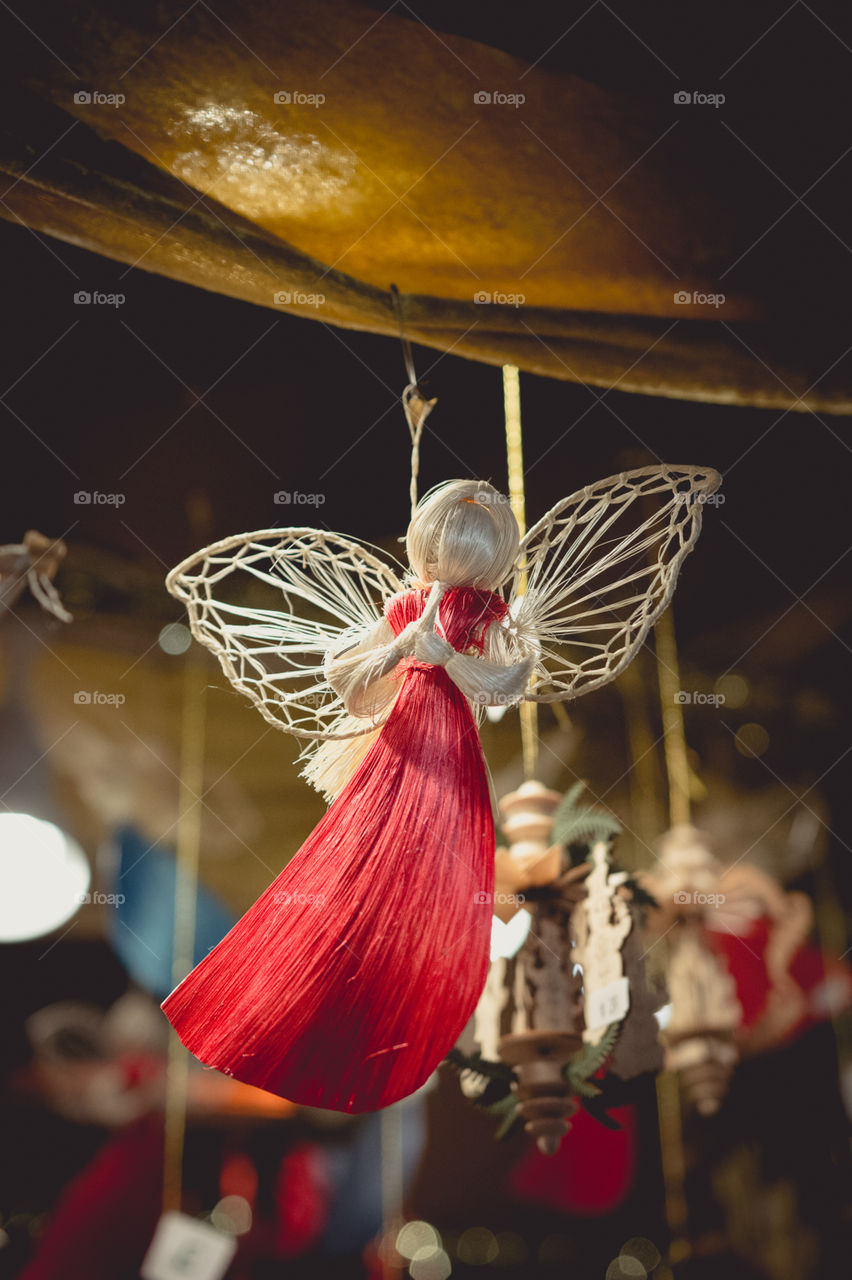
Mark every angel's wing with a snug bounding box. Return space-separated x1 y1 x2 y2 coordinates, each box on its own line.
510 465 721 703
166 527 405 739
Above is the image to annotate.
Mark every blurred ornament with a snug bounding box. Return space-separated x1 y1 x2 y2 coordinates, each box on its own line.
452 782 652 1154
20 992 295 1126
0 530 71 622
641 819 829 1113
493 780 562 921
661 923 741 1116
571 841 632 1045
642 825 742 1115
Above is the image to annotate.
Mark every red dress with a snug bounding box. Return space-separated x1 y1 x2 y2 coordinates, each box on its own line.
163 586 505 1112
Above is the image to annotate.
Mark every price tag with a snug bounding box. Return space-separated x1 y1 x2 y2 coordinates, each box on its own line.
141 1212 237 1280
585 975 630 1032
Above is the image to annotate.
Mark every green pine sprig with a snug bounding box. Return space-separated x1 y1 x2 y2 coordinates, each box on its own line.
562 1022 622 1128
550 781 622 853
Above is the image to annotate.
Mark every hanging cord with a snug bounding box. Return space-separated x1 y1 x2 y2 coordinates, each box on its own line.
162 586 208 1214
655 604 692 827
653 602 691 1271
502 364 539 780
379 1105 405 1279
390 284 437 518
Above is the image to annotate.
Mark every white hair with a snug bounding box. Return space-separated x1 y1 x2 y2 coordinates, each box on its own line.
406 479 520 590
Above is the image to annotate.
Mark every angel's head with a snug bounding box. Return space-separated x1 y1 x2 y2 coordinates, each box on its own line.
406 479 520 590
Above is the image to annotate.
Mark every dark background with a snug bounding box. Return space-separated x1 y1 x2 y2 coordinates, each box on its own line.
1 2 852 1277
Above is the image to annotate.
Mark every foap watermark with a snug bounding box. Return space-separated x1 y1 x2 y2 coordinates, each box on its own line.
273 290 325 308
473 90 525 108
674 289 725 308
274 491 325 506
302 690 340 711
274 890 326 906
74 691 126 707
673 90 725 108
74 89 126 107
472 694 522 710
74 291 125 307
471 490 510 506
474 290 525 307
273 90 326 107
74 490 125 505
674 890 726 908
76 890 126 906
674 691 725 707
473 891 526 906
674 490 725 506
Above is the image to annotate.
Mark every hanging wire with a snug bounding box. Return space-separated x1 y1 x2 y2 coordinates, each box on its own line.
502 364 539 780
390 284 436 518
654 605 692 827
652 602 691 1272
162 597 208 1214
379 1105 405 1280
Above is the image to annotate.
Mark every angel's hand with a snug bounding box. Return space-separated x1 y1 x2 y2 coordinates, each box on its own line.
392 582 448 659
414 629 454 666
391 620 423 659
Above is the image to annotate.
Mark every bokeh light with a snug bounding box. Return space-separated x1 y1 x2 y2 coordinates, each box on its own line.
457 1226 499 1265
714 672 749 708
0 814 90 942
735 722 770 757
158 621 192 655
537 1234 575 1265
494 1232 527 1265
409 1247 452 1280
606 1256 646 1278
621 1237 662 1271
397 1221 441 1261
210 1195 252 1235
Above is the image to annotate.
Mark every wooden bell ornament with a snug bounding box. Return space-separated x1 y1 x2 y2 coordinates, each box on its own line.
499 890 587 1156
493 780 563 922
641 826 742 1116
494 782 591 1154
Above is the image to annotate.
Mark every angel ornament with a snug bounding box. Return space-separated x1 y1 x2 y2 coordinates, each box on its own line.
163 466 720 1114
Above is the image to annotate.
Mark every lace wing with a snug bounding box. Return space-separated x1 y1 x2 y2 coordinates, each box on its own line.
510 465 721 702
166 527 405 739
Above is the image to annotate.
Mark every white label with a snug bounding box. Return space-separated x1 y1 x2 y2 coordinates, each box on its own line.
141 1212 237 1280
586 975 630 1032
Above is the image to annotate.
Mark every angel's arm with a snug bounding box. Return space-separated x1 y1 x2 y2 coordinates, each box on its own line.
414 621 535 706
325 617 415 719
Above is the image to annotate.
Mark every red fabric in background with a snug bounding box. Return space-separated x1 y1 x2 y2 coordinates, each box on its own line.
274 1142 331 1258
509 1105 636 1215
18 1115 163 1280
707 916 852 1043
707 918 774 1028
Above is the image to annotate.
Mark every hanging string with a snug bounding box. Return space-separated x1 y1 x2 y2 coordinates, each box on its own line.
654 605 692 827
502 364 539 781
652 601 691 1272
162 555 208 1215
390 284 437 518
617 656 666 852
162 655 206 1213
379 1105 405 1280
